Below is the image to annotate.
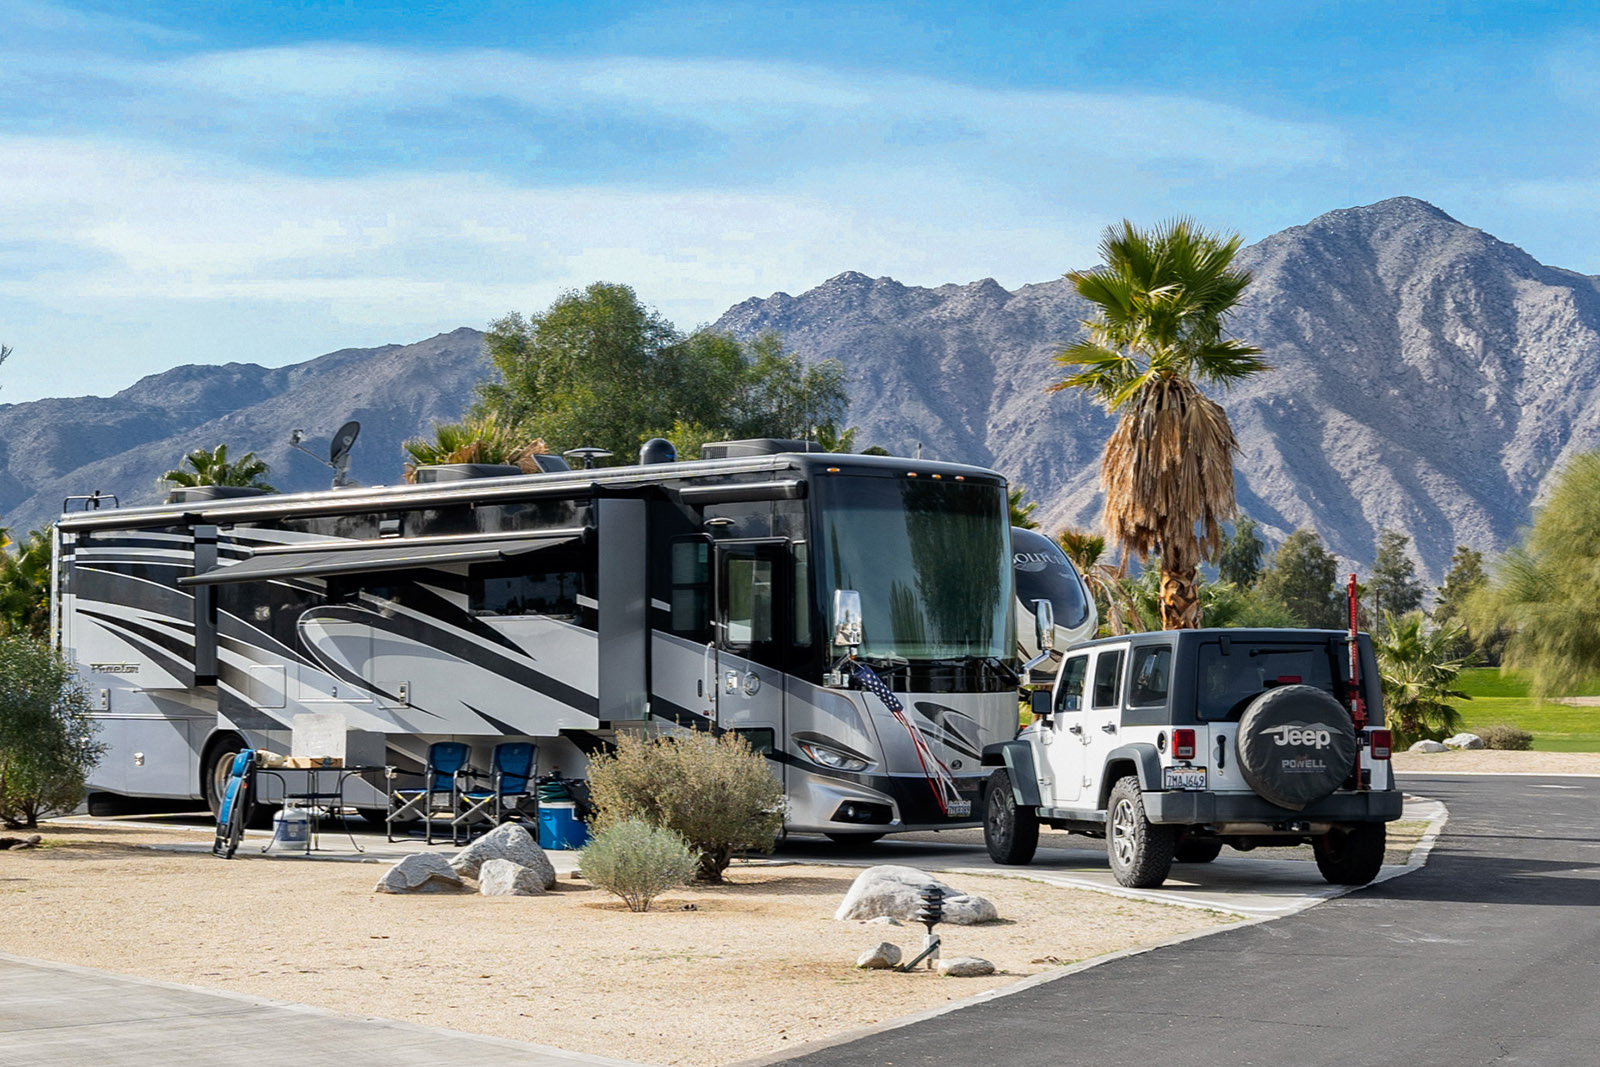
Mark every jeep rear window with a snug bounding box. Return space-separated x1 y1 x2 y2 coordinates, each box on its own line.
1195 641 1346 721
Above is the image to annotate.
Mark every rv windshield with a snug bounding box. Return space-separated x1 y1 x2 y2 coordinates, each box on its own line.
816 475 1013 660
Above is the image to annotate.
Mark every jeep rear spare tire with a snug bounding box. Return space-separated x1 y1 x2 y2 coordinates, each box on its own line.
1235 684 1358 810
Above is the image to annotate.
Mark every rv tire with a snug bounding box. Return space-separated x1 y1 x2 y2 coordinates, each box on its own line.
203 733 248 819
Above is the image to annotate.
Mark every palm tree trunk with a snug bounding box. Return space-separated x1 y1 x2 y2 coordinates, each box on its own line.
1159 565 1203 629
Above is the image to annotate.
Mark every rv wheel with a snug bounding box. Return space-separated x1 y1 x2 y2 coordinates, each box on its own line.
203 734 248 819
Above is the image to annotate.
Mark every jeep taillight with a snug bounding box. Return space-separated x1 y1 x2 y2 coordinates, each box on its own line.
1173 729 1196 760
1368 729 1392 760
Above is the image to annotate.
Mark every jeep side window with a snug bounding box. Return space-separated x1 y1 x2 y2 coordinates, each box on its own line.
1129 646 1171 707
1055 655 1088 714
1091 649 1124 709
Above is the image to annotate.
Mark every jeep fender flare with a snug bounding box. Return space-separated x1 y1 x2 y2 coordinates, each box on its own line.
1096 744 1163 810
981 741 1042 808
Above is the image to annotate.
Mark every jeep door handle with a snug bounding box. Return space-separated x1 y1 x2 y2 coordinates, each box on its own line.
1067 723 1083 735
1100 723 1118 734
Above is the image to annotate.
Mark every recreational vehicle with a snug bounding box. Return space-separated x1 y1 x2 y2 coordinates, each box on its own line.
52 440 1090 840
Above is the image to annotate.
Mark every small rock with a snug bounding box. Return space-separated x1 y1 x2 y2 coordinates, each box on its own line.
374 853 465 894
1442 732 1485 750
834 865 999 925
1408 740 1449 753
477 858 549 896
937 956 995 977
856 942 903 969
450 822 557 887
0 834 42 850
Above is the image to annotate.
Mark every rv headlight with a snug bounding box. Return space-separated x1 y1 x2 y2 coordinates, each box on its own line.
797 740 870 773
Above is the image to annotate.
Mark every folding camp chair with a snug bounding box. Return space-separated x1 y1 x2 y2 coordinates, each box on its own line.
454 741 538 837
387 741 472 844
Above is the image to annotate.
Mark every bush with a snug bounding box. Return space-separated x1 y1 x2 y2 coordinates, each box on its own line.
0 636 104 829
578 819 699 912
1477 724 1534 751
587 730 785 883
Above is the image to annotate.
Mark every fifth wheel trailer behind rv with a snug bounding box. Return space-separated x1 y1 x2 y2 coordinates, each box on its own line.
53 440 1092 840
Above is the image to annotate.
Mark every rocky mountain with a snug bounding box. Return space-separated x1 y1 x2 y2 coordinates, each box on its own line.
713 198 1600 584
0 328 487 535
5 198 1597 585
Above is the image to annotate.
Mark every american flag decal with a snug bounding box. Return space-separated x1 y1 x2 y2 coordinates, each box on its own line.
847 659 967 818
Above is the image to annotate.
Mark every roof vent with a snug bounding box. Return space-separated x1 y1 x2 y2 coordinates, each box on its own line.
164 486 273 504
411 463 523 483
700 438 825 460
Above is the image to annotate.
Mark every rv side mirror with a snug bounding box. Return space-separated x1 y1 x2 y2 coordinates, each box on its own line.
832 589 863 649
1034 598 1056 651
1029 688 1053 723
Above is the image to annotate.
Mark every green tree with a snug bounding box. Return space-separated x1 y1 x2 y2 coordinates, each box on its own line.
1217 515 1266 588
0 636 104 829
1256 529 1344 628
1050 218 1269 629
1369 528 1424 624
402 412 548 482
1374 612 1470 747
1467 452 1600 696
0 529 52 639
480 284 847 463
1008 485 1040 529
1433 545 1504 665
161 444 275 492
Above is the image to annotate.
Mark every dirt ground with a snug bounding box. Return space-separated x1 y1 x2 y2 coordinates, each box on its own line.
0 823 1237 1066
1392 749 1600 775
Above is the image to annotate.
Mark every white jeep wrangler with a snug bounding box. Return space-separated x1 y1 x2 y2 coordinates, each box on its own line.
982 628 1402 888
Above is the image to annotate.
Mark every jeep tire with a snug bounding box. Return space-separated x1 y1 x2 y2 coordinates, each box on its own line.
1106 776 1176 888
1235 684 1359 810
1313 823 1386 885
983 768 1039 865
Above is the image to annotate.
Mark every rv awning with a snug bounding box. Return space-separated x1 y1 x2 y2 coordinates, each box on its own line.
179 533 580 587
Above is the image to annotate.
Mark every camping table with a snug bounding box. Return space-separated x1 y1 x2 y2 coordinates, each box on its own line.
257 765 389 855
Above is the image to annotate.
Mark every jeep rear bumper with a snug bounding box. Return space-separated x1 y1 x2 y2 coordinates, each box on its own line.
1143 788 1403 826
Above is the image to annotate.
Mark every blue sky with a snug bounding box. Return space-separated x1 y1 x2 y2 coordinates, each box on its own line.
2 0 1597 402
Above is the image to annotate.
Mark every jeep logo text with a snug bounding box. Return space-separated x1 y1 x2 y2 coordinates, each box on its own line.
1264 724 1332 748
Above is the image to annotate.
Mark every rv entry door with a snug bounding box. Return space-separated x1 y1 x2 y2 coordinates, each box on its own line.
713 541 788 776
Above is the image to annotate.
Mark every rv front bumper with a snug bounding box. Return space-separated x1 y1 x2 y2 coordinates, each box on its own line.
784 768 985 834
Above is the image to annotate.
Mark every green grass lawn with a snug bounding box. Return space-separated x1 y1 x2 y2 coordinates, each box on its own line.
1450 667 1600 752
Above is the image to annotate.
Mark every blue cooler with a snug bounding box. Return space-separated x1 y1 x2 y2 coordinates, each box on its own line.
538 801 589 850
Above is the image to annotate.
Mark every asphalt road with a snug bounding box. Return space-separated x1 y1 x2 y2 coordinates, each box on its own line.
781 773 1600 1067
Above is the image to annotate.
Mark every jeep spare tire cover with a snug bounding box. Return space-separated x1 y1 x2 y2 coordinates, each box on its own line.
1235 685 1358 811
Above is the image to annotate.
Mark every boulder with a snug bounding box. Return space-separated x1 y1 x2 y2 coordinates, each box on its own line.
855 942 902 969
451 822 557 887
1443 732 1485 750
374 853 465 894
937 956 995 977
834 865 998 925
478 857 549 896
1408 739 1449 753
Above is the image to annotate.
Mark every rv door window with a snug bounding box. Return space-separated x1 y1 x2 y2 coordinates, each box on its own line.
724 556 775 646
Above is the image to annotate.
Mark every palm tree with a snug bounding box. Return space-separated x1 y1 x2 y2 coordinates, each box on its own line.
161 444 275 492
1374 612 1470 747
1054 527 1148 635
1051 218 1269 629
1008 485 1039 530
0 528 51 639
402 412 549 483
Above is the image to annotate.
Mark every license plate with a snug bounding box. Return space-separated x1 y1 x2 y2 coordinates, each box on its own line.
1163 767 1207 790
946 800 973 817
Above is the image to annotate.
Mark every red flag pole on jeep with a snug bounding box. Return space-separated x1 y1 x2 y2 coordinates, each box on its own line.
1347 572 1368 733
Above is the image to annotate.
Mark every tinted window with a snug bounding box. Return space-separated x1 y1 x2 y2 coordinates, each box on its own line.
670 538 711 637
1012 526 1092 629
1055 655 1088 714
1129 646 1172 707
1196 641 1345 721
1092 649 1125 709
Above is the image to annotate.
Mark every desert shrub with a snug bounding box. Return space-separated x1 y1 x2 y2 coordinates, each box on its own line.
578 819 699 912
1477 724 1533 751
0 636 104 829
587 730 785 883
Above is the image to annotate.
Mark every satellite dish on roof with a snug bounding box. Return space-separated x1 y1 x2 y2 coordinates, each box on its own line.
330 420 361 466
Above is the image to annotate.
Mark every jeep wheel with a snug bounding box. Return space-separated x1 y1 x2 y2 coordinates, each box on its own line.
1313 823 1386 885
1174 838 1223 864
983 769 1039 865
1106 776 1175 888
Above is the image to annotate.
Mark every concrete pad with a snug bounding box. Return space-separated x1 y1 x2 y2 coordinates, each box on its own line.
0 952 643 1067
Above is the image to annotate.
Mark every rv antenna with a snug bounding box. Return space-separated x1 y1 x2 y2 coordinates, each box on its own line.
288 421 362 488
561 446 613 470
